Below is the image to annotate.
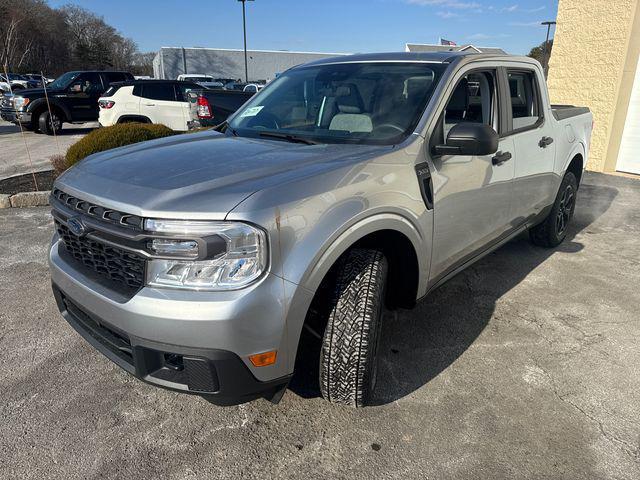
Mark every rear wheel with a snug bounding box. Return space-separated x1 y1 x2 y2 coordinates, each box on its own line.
319 248 388 407
38 110 63 135
530 171 578 247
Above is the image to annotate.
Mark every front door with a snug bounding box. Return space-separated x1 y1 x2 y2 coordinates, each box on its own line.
428 69 515 284
64 72 104 121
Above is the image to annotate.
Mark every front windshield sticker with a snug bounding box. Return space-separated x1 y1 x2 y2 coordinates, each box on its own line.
239 106 264 118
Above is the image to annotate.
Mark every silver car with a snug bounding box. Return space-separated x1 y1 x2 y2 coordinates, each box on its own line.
49 52 592 407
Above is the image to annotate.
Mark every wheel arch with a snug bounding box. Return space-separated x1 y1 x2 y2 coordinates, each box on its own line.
284 213 426 372
561 143 586 187
117 115 152 124
299 213 425 306
565 152 584 187
29 99 70 123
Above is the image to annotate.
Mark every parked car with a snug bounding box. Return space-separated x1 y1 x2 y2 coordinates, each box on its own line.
98 79 202 131
21 74 49 87
186 88 254 128
0 70 133 134
49 51 592 407
0 73 39 92
176 74 223 89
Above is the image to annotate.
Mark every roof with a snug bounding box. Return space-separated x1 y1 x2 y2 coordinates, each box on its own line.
299 51 505 68
405 43 507 55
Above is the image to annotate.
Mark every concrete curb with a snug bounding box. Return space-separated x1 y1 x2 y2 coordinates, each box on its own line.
0 190 50 209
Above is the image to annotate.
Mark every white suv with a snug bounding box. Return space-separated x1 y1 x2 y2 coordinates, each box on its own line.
98 80 201 131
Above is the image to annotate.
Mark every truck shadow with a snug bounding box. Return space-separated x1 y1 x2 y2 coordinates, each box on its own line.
289 179 618 405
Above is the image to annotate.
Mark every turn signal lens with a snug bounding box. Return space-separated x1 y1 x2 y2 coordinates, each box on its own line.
249 350 277 367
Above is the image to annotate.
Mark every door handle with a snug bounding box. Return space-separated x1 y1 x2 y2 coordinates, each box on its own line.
492 151 512 166
539 136 554 148
144 103 155 107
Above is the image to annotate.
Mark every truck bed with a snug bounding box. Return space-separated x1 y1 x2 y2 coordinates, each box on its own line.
551 105 591 121
187 88 253 128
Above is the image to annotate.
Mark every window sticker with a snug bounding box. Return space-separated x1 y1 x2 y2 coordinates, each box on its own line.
239 106 264 117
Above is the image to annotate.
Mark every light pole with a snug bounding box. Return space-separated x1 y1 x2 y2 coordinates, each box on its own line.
238 0 254 83
541 21 556 78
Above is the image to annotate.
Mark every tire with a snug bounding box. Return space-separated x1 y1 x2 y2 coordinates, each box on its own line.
319 248 388 407
529 171 578 248
38 110 63 135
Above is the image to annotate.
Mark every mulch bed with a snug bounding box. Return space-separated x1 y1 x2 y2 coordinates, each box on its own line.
0 170 55 195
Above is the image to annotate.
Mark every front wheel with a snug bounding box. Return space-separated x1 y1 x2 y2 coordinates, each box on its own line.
530 171 578 247
319 248 388 407
38 110 63 135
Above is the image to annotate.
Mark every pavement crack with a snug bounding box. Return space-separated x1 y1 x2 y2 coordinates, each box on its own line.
536 362 640 462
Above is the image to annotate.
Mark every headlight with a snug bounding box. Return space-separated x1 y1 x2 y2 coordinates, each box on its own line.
13 96 29 109
144 220 267 291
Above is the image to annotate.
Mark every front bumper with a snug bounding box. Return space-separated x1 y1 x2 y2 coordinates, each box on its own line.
49 239 298 405
1 109 31 125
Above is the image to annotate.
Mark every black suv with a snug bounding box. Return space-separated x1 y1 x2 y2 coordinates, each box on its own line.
0 71 133 134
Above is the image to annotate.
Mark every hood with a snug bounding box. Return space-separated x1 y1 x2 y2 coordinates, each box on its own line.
12 87 61 98
56 131 388 219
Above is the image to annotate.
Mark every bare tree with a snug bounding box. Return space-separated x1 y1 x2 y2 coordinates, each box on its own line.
0 0 144 75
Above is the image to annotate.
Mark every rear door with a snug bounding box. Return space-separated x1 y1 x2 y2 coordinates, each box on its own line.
427 67 516 284
503 67 557 221
138 82 186 130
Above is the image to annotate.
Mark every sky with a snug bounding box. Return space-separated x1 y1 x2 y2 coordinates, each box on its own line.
48 0 558 56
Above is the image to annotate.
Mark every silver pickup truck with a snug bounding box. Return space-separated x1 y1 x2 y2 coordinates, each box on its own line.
49 52 592 407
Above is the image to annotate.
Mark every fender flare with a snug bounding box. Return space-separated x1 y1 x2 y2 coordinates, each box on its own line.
283 212 427 371
562 142 586 174
298 212 426 294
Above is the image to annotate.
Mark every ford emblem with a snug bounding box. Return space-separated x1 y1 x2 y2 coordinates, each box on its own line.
67 216 86 237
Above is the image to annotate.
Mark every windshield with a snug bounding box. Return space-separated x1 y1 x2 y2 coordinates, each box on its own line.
48 72 79 90
184 76 212 82
228 62 445 145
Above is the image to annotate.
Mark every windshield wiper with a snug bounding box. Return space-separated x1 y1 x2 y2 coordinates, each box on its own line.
259 131 319 145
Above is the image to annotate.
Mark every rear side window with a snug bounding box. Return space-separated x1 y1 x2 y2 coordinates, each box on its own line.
141 83 176 101
506 70 542 132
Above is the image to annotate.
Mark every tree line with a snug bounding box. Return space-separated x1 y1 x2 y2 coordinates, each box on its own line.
0 0 152 77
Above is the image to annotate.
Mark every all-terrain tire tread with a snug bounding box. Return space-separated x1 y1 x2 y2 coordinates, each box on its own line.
320 248 387 407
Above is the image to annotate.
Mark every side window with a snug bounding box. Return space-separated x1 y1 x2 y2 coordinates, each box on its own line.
442 70 497 138
69 73 103 95
141 83 176 101
507 70 542 131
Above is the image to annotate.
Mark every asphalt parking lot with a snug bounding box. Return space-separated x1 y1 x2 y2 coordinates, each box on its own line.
1 172 639 479
0 119 96 179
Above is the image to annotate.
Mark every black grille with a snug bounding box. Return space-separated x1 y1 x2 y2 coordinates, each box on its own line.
51 189 144 230
56 221 145 289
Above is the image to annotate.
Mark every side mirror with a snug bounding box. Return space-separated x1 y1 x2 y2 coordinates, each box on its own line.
433 122 499 156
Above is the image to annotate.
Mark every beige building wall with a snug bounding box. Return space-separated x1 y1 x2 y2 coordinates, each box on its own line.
547 0 640 172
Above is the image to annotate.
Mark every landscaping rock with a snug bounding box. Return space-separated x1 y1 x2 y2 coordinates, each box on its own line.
0 194 10 209
9 190 51 208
